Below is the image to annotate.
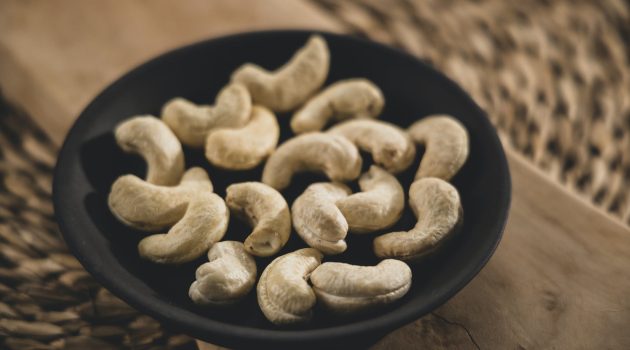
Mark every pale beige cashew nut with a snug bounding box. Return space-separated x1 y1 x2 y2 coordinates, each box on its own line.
328 119 415 174
407 115 469 181
292 182 351 255
114 116 184 186
225 182 291 257
310 259 412 314
138 191 229 264
257 248 323 325
108 167 213 231
336 166 405 234
262 133 362 190
291 78 384 134
231 35 329 112
161 83 251 148
189 241 257 306
205 106 279 170
373 177 462 261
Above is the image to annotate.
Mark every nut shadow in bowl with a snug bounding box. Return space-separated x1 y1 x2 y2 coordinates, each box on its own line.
55 30 510 349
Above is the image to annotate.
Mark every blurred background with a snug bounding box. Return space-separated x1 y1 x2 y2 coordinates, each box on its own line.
0 0 628 349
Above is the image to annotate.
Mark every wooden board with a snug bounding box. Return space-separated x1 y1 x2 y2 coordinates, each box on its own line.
1 1 629 349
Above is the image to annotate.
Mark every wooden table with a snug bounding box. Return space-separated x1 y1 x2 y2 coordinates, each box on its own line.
1 1 629 349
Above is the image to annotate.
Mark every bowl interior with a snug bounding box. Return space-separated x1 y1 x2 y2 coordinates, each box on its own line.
54 31 510 347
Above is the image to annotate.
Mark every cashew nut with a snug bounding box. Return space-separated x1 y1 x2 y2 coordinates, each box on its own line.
205 106 279 170
114 116 184 185
373 177 462 261
108 167 213 231
292 183 351 255
407 115 469 181
231 35 329 112
310 259 412 314
161 83 251 148
290 78 384 134
189 241 256 306
328 119 415 174
257 248 323 325
262 133 362 190
225 182 291 257
336 166 404 234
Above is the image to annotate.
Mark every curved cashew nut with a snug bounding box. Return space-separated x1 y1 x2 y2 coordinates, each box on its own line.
161 83 251 148
292 183 350 255
291 78 384 134
310 259 412 314
114 116 184 185
262 133 362 190
231 35 329 112
336 166 405 234
407 115 469 181
189 241 257 306
225 182 291 257
108 167 213 231
257 248 323 325
328 119 415 174
373 177 462 261
205 106 279 170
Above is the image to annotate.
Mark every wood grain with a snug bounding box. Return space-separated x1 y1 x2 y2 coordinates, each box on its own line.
1 1 629 349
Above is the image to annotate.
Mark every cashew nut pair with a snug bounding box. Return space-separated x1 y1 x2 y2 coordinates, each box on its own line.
374 177 463 261
108 167 229 264
161 83 251 148
291 166 404 254
257 249 411 324
231 35 329 113
162 84 279 170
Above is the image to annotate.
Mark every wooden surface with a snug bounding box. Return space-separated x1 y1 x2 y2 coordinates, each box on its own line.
1 1 629 349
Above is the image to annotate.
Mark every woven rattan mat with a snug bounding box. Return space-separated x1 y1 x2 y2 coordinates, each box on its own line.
311 0 630 225
0 0 628 349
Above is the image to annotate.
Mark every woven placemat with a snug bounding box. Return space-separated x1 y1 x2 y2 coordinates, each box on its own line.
312 0 630 225
0 0 628 349
0 105 195 349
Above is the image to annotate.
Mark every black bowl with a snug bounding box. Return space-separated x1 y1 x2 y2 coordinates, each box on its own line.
53 30 510 349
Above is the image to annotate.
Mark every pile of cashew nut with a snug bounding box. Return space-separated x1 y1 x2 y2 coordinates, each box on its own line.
107 35 469 325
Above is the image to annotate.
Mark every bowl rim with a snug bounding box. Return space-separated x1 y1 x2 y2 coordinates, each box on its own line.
53 29 511 345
